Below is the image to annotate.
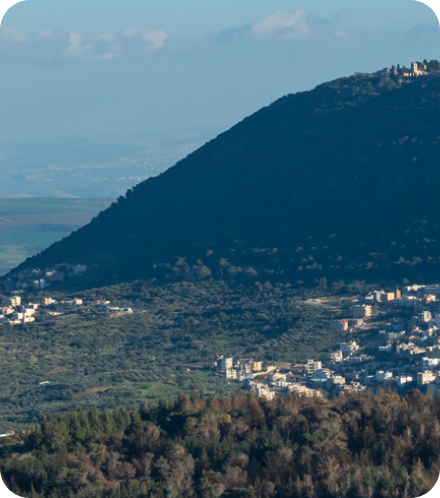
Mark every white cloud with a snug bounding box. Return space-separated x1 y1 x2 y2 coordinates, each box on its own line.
140 29 169 50
96 34 115 42
0 23 170 63
64 31 82 59
0 10 437 67
0 26 26 42
252 10 308 38
213 10 315 45
36 29 53 40
122 28 137 39
63 31 121 61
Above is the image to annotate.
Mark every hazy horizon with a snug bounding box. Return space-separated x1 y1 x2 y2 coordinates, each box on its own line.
0 0 439 142
0 0 439 197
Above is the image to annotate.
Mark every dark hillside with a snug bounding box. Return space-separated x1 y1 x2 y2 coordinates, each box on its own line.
12 64 440 286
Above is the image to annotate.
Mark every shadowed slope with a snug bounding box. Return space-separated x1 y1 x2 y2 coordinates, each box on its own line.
11 68 440 285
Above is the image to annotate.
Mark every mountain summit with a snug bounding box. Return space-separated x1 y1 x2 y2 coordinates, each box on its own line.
11 61 440 286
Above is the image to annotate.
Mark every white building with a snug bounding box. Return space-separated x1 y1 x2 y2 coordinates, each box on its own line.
329 375 346 385
330 350 343 363
270 372 287 382
217 356 233 371
418 371 436 386
422 357 440 372
397 376 413 386
8 296 21 307
255 384 276 400
225 369 238 379
307 359 322 374
340 341 359 354
376 370 393 382
403 62 427 77
352 304 372 319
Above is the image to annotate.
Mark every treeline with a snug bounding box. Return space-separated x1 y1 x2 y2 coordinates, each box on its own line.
1 389 439 497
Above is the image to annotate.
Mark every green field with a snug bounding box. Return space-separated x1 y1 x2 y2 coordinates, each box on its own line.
0 197 113 275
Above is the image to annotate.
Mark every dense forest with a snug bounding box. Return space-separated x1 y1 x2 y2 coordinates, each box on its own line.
9 60 440 288
1 389 439 498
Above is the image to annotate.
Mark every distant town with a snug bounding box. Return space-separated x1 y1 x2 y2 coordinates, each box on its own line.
0 293 134 326
0 263 139 325
3 262 89 292
216 284 440 400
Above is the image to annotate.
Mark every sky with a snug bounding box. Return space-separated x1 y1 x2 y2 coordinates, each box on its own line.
0 0 439 141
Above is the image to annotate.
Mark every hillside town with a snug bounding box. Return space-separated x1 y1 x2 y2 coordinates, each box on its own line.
0 293 134 326
2 263 88 292
4 267 440 401
217 284 440 400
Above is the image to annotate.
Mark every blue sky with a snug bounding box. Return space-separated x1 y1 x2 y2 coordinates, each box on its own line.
0 0 439 140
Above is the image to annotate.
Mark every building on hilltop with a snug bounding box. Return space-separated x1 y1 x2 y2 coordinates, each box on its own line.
404 62 427 77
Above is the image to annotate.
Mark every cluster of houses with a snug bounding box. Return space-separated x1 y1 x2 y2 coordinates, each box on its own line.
216 356 326 400
323 284 440 396
378 62 429 79
0 293 133 326
219 283 440 400
0 295 38 325
3 263 88 291
215 352 371 400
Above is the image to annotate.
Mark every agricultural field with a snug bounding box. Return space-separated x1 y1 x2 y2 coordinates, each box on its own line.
0 197 113 275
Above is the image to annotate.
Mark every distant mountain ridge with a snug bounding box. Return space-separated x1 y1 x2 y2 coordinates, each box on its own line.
10 61 440 287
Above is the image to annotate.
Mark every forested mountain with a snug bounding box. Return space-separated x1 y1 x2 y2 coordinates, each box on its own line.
11 61 440 287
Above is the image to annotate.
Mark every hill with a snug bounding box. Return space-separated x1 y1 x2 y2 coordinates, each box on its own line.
10 61 440 287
